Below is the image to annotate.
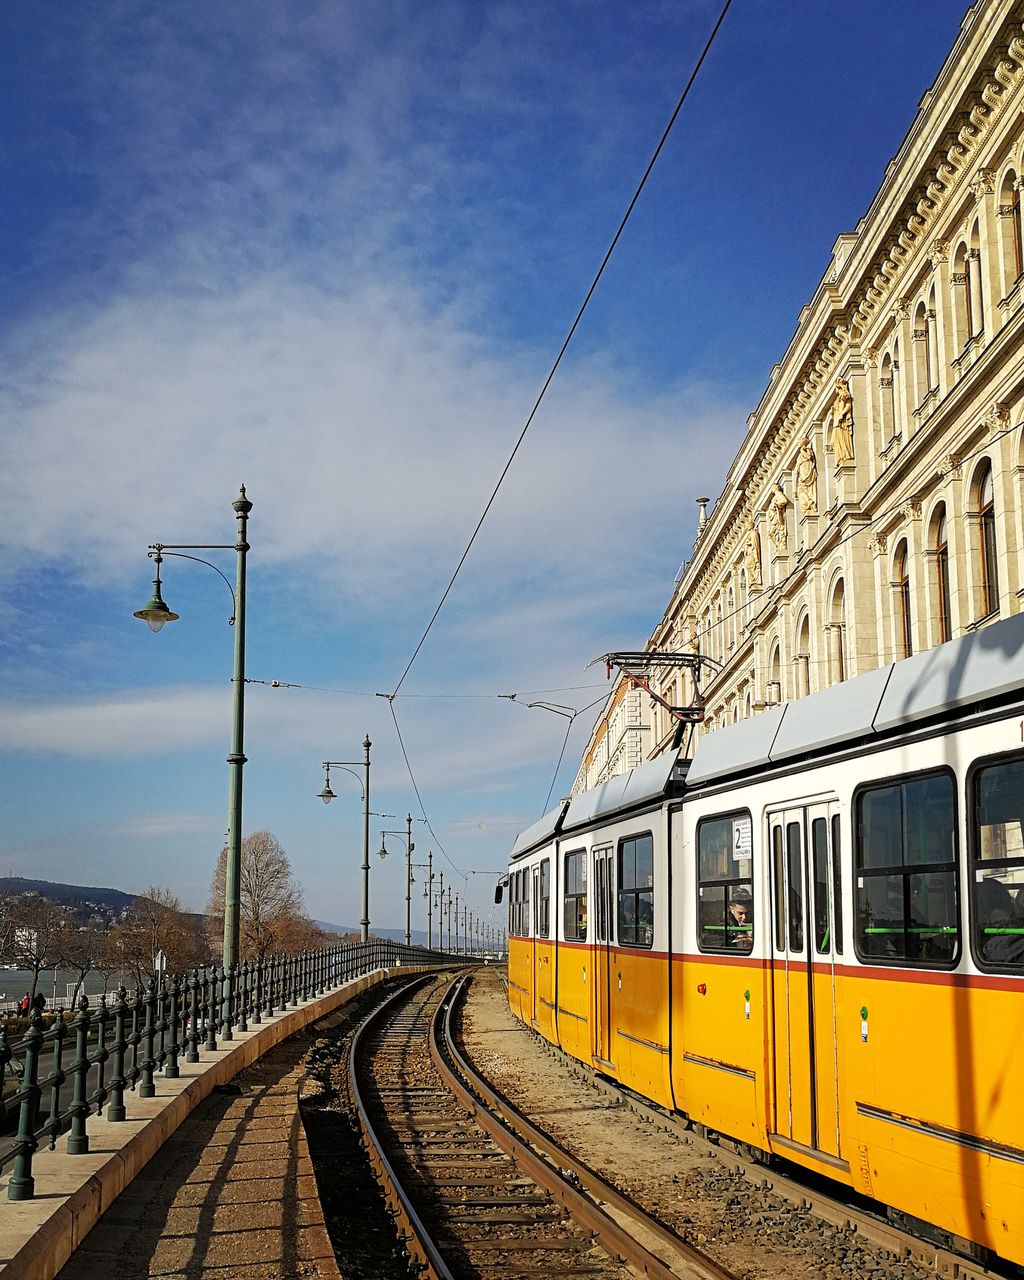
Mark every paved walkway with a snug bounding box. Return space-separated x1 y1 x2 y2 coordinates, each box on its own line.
53 1027 339 1280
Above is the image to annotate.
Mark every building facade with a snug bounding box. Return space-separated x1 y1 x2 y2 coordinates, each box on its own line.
576 0 1024 793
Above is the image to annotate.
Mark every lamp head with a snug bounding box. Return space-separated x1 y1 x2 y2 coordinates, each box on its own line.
317 782 336 805
133 582 179 633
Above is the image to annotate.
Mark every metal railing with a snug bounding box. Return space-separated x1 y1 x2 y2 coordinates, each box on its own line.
0 938 455 1200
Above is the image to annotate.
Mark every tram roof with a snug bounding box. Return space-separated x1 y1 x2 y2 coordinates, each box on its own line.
562 749 681 832
509 750 683 859
509 803 568 859
687 610 1024 786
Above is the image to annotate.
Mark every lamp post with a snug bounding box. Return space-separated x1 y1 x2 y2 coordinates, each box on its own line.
134 486 252 972
317 737 371 942
379 814 414 945
410 851 433 950
434 871 445 951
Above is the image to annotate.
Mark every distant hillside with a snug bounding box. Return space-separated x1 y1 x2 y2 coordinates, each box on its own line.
0 877 136 913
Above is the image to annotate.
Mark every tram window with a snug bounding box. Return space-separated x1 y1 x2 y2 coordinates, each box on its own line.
563 850 587 942
971 758 1024 969
697 812 753 954
831 813 843 955
538 858 550 939
812 817 830 953
855 772 958 965
618 833 654 948
787 821 804 951
772 825 785 951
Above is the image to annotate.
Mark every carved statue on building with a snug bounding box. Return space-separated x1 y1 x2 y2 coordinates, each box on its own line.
745 526 762 588
829 377 855 466
795 438 818 514
766 482 789 553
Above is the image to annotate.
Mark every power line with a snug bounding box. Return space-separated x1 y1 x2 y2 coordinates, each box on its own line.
388 0 735 699
381 695 465 881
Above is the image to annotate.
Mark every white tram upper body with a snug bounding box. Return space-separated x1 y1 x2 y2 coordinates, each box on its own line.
505 612 1024 1266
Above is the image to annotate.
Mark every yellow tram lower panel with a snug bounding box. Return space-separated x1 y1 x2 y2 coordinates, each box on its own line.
507 941 1024 1268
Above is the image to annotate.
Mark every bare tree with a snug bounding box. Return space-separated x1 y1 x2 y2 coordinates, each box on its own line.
113 886 208 987
207 831 314 960
61 923 115 1006
6 895 71 1002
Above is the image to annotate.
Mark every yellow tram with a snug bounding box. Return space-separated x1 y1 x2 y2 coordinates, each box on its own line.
504 613 1024 1267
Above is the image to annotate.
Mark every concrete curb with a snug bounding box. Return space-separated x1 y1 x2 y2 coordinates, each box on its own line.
0 966 428 1280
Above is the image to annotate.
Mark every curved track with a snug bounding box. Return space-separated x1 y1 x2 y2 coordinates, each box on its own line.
349 972 739 1280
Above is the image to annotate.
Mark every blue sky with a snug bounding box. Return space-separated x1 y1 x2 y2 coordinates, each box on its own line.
0 1 970 934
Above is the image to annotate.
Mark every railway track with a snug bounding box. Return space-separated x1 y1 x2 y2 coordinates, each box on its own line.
349 972 739 1280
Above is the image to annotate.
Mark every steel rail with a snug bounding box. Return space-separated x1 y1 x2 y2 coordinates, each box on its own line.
347 974 457 1280
433 975 739 1280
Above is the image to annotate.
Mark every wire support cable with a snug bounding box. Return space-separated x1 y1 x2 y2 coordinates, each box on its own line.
388 0 735 699
382 695 465 880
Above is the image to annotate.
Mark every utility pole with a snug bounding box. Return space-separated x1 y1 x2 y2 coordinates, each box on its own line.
405 813 413 947
436 871 444 950
425 850 433 951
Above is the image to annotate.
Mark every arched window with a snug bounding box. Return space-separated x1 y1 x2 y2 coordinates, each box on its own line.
932 505 952 643
727 586 735 652
999 170 1023 291
795 614 811 697
880 352 896 445
952 243 972 348
913 301 934 403
977 463 999 617
967 226 984 338
829 579 846 682
716 599 724 662
768 642 782 705
894 541 912 659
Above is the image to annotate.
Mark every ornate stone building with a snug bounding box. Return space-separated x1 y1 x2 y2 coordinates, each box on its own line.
575 0 1024 793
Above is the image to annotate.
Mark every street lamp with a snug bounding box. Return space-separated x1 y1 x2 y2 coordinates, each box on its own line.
317 737 371 942
134 486 252 972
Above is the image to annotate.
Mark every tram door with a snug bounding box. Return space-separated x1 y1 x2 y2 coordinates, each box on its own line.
768 802 842 1160
592 845 615 1067
530 863 541 1027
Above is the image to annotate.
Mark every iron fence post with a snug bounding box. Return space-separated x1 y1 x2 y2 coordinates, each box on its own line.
139 979 157 1099
8 1007 44 1200
67 998 91 1154
186 971 200 1064
43 1009 68 1152
108 987 128 1122
206 969 219 1053
165 976 181 1078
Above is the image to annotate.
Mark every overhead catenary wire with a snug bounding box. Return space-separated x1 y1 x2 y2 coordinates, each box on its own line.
388 0 735 699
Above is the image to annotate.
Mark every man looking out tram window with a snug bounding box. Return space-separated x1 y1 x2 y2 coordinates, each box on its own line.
728 886 753 942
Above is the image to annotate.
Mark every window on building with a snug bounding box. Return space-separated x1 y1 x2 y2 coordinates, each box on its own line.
934 506 952 643
971 756 1024 970
617 834 653 948
563 850 587 941
895 540 912 659
698 812 753 953
978 464 999 617
855 771 958 966
999 171 1023 289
